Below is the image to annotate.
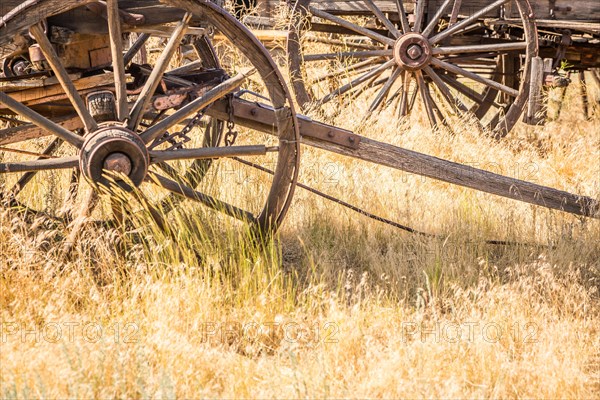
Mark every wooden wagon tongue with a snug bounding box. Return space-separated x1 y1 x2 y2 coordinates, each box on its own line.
206 97 599 219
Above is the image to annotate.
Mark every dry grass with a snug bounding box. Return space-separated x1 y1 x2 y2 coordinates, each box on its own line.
2 25 600 399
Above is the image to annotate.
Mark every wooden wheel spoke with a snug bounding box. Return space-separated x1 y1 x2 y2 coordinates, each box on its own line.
29 23 98 133
423 66 468 113
9 138 63 197
431 58 519 98
124 33 150 66
106 0 128 122
413 0 426 33
128 13 192 131
422 0 453 37
438 73 486 103
439 53 499 64
363 0 400 38
449 0 463 26
303 49 392 62
347 74 387 104
140 69 254 144
433 42 528 56
395 0 411 34
63 189 99 256
318 59 395 105
398 71 413 116
369 67 402 112
150 145 276 163
308 6 395 46
0 93 84 148
128 187 168 231
0 156 78 174
58 169 81 221
430 0 511 44
147 172 256 223
312 59 381 85
416 70 437 126
304 35 380 50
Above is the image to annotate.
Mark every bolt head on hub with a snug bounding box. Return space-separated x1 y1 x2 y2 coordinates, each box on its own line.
103 153 133 176
406 44 423 60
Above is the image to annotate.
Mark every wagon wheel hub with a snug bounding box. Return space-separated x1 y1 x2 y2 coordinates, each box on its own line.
80 126 149 191
393 33 432 71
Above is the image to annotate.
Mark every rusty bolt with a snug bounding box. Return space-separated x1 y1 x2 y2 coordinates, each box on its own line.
250 108 257 116
348 136 355 143
407 44 423 60
104 153 132 176
327 131 335 138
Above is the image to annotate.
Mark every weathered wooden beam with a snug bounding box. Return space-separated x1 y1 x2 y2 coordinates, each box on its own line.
0 0 97 48
0 73 116 106
0 156 78 173
214 30 287 43
0 115 82 145
205 98 599 219
150 145 273 163
0 92 84 147
525 56 544 125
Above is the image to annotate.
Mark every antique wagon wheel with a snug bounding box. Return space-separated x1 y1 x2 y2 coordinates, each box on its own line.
288 0 538 137
0 0 300 245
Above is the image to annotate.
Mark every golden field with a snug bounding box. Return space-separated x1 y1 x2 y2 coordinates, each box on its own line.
1 17 600 399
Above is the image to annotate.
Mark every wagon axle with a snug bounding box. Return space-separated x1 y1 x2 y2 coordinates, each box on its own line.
393 33 432 71
0 0 598 253
79 126 149 191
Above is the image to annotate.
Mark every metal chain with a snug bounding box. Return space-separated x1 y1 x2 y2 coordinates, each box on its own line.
149 107 206 151
231 157 551 248
224 94 238 146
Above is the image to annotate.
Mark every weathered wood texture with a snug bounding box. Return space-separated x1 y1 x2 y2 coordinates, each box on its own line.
0 73 116 106
205 97 599 219
0 115 81 145
0 0 96 47
528 0 600 21
255 0 600 21
2 0 599 24
0 0 190 59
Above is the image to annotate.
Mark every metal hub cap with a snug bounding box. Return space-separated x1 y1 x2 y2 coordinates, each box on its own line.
80 126 149 190
393 33 432 71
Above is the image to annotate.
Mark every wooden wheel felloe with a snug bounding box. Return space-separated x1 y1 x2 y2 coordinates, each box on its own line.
287 0 538 137
0 0 300 246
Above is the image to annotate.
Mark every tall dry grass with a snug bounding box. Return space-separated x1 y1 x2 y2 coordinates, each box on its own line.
1 22 600 399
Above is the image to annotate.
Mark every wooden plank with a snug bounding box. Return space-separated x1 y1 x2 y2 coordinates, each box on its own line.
205 97 599 219
0 73 116 106
0 0 97 47
214 30 288 43
308 0 409 14
0 73 81 92
522 0 600 21
0 156 78 173
0 92 84 147
525 56 544 125
534 19 600 35
297 0 507 17
0 115 81 145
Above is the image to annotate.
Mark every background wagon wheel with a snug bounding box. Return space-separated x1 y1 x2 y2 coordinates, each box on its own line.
0 0 300 249
287 0 537 137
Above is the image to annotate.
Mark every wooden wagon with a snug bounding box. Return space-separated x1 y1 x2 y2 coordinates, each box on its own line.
244 0 599 135
0 0 598 252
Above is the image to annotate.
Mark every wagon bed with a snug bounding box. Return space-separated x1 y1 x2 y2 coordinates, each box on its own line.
0 0 598 255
